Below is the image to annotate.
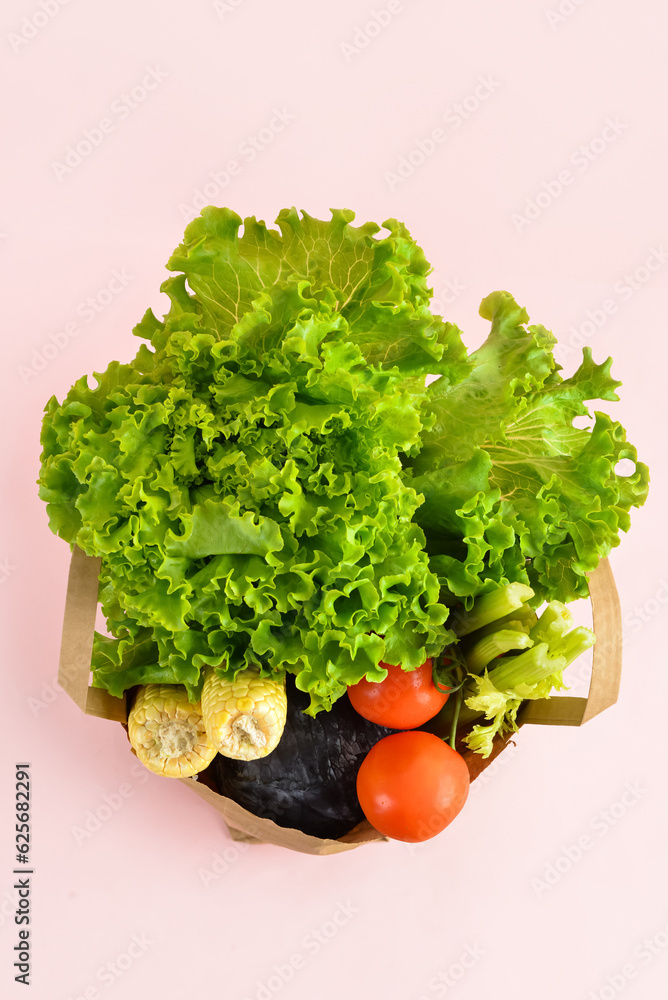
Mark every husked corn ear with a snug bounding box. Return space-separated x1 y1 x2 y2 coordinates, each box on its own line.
128 684 217 778
201 668 287 761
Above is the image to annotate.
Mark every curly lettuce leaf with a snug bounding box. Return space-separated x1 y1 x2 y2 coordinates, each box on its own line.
40 211 468 709
410 291 649 605
39 215 648 716
162 206 470 384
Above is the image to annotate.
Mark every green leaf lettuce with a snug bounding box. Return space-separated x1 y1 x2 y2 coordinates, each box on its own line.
39 208 470 711
38 209 649 726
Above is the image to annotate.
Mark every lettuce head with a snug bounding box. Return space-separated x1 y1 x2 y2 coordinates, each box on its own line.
38 207 649 714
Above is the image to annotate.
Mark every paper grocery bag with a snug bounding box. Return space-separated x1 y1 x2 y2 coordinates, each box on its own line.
56 547 622 855
517 557 621 725
56 548 126 722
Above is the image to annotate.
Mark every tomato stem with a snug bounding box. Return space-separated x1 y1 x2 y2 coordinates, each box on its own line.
433 647 468 694
448 685 463 750
433 674 451 695
434 671 468 695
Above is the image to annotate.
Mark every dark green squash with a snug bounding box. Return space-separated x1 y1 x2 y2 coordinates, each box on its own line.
211 675 395 839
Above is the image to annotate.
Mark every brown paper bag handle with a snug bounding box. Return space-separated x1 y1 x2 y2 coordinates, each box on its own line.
518 557 621 726
57 546 127 723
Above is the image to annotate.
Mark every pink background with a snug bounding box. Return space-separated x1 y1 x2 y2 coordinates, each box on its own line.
2 1 667 997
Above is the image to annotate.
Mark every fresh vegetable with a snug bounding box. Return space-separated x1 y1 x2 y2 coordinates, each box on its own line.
38 206 649 750
201 667 287 760
212 676 394 839
40 208 464 714
347 659 449 729
461 594 596 757
127 684 217 777
356 731 470 842
451 583 535 637
408 293 648 607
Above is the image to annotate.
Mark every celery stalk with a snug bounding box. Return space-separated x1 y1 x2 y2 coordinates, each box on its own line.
466 604 538 639
529 601 574 645
549 625 596 666
486 626 594 691
463 620 597 759
451 583 535 637
487 642 558 690
465 629 534 674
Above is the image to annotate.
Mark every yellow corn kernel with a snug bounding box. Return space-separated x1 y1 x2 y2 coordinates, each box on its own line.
201 668 287 761
128 684 217 778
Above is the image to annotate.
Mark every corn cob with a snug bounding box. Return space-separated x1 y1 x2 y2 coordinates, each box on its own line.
201 668 287 761
128 684 217 778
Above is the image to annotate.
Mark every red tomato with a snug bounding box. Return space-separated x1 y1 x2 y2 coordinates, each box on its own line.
356 731 469 842
347 659 449 729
